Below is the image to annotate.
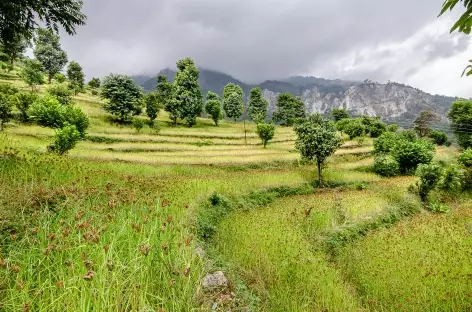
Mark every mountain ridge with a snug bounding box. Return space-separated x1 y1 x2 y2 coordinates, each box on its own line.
132 69 459 120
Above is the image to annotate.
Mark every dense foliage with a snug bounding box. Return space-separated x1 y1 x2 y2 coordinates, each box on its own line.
156 75 176 124
429 131 449 146
415 163 443 202
223 83 244 121
20 58 44 90
205 91 223 126
248 87 268 123
144 92 160 122
256 123 276 148
88 77 101 89
33 28 68 83
273 93 306 126
15 92 38 122
100 74 143 122
66 61 85 94
331 108 349 122
413 111 439 137
373 155 400 177
46 83 73 105
448 99 472 149
49 123 81 155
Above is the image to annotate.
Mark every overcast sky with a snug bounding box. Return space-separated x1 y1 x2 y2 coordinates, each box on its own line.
60 0 472 98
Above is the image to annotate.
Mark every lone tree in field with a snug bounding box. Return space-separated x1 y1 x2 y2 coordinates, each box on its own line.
223 83 244 121
205 91 223 126
88 77 100 89
294 115 342 185
34 28 68 84
272 93 306 126
144 92 160 123
21 58 44 90
173 58 203 127
0 0 86 47
156 75 176 124
414 111 439 138
67 61 85 94
0 34 29 67
248 87 268 123
448 99 472 149
256 123 275 148
100 74 143 122
331 108 349 122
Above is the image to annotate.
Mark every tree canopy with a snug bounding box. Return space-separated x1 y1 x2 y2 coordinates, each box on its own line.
34 28 68 83
413 111 439 138
223 83 244 121
0 0 86 45
272 93 306 126
448 99 472 149
248 87 268 123
67 61 85 94
205 91 223 126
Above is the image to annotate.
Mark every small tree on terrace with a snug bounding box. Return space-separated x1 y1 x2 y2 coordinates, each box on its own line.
272 93 306 126
100 74 143 122
256 123 275 148
144 92 160 123
223 83 244 121
294 114 342 185
248 87 268 123
173 57 203 127
88 77 101 89
414 111 439 138
34 28 68 84
156 75 176 124
67 61 85 94
205 91 223 126
21 58 45 91
331 108 349 122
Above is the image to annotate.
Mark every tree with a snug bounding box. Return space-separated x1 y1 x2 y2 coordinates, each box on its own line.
155 75 176 124
416 163 443 202
66 61 84 94
49 123 81 155
439 0 472 76
331 108 349 122
172 58 203 127
34 28 68 84
248 87 268 123
272 93 306 126
294 115 342 185
205 91 223 126
46 83 73 105
0 0 86 46
391 139 435 174
100 74 143 122
344 118 367 140
20 59 44 90
0 94 14 130
15 92 38 122
144 92 160 122
413 111 439 137
0 34 29 66
223 83 244 121
88 77 100 89
429 131 449 146
256 123 276 148
448 99 472 149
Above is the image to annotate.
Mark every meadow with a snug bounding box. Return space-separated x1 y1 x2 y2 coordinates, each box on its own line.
1 71 471 312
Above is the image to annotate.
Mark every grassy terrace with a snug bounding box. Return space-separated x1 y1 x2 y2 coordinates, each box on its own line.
1 74 471 311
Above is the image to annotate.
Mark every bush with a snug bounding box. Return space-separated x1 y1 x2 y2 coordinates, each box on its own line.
429 131 448 146
344 119 366 139
0 94 14 130
15 92 38 122
133 118 145 133
415 163 443 202
458 149 472 168
54 73 67 83
46 83 73 105
0 83 19 96
387 124 399 132
91 89 99 96
256 123 275 148
49 123 81 155
438 164 464 193
62 105 89 138
373 155 400 177
373 132 398 155
28 95 64 128
368 119 387 138
428 200 450 213
399 130 418 141
391 139 435 174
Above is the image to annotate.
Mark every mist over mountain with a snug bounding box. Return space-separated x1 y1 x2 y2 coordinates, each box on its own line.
132 69 458 120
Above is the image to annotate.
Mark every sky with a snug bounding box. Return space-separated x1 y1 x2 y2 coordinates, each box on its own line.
60 0 472 98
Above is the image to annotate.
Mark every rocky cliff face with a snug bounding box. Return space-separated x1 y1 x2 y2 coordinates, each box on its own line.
136 70 457 120
262 81 456 119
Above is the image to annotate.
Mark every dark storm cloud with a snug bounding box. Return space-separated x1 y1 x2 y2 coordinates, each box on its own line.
61 0 451 82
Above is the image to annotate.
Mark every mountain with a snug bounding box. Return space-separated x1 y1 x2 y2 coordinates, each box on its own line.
132 70 458 120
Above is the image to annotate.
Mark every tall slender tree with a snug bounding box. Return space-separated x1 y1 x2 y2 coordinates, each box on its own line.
156 75 177 124
205 91 223 126
172 58 203 127
248 87 268 123
272 93 306 126
67 61 85 94
34 28 68 83
223 83 244 121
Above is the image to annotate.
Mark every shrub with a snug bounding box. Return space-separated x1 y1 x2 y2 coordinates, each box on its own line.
391 139 435 174
399 130 418 141
373 155 400 177
438 164 464 193
0 94 14 130
368 119 387 138
91 89 99 96
415 163 443 202
387 124 399 132
0 83 19 96
344 119 366 140
28 95 64 128
458 149 472 168
62 105 89 138
54 73 67 83
133 118 145 133
46 83 73 105
429 131 448 146
373 132 398 155
15 92 38 122
49 123 81 155
428 200 450 213
256 123 275 148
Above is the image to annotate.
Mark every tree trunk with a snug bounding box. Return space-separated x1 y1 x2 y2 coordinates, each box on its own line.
317 161 323 186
